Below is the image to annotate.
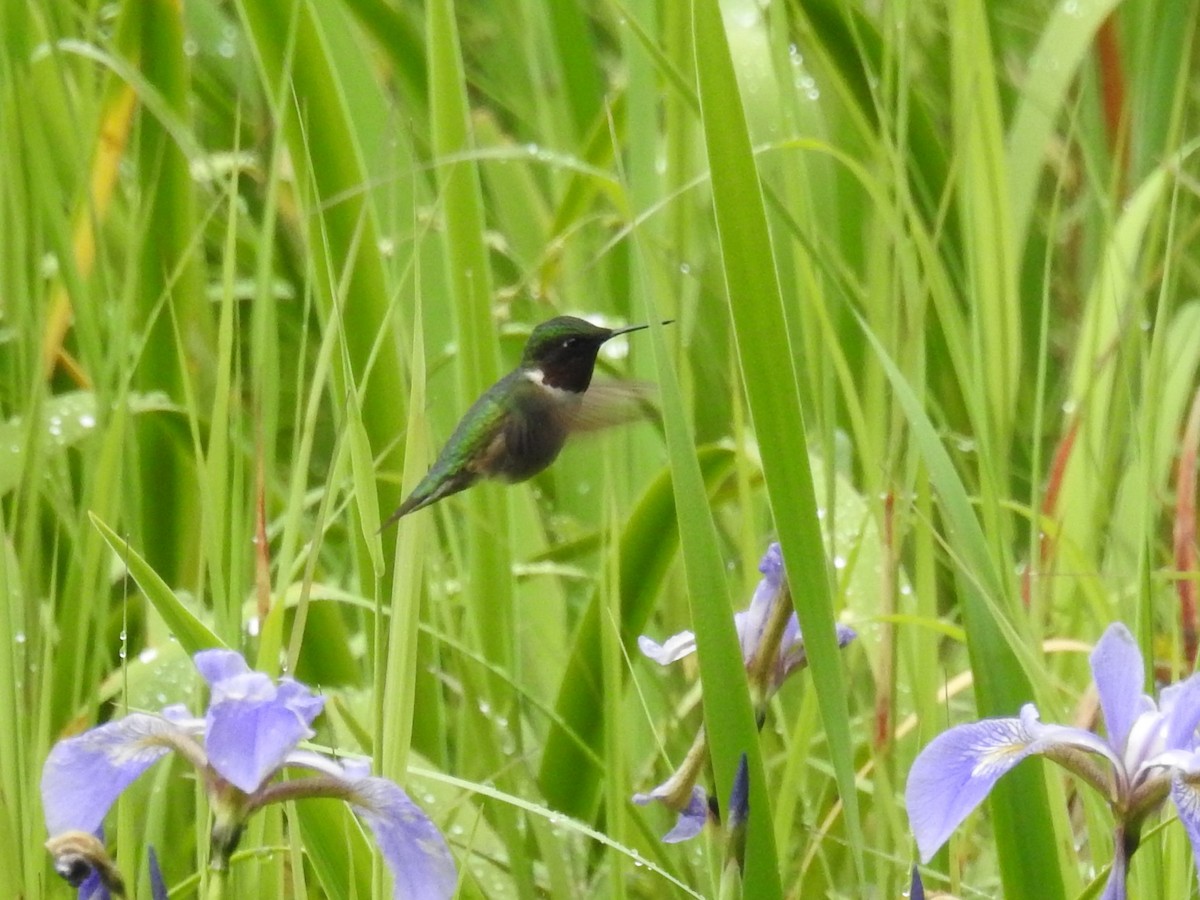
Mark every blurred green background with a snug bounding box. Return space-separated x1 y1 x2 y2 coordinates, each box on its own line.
3 0 1199 897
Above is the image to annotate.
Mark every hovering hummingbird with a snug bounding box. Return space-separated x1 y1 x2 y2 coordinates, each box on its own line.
381 315 668 527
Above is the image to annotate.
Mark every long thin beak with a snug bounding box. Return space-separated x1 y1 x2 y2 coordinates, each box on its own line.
608 319 674 338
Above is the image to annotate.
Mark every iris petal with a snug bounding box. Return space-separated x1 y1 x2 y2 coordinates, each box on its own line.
906 711 1039 862
349 778 457 900
637 631 696 665
1091 624 1147 757
41 714 185 836
1162 676 1200 753
1170 768 1200 882
200 653 325 793
633 785 709 844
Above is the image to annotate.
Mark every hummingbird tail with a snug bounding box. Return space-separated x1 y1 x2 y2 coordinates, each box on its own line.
378 471 478 531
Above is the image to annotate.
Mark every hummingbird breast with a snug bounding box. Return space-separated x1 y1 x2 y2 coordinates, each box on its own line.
483 376 579 483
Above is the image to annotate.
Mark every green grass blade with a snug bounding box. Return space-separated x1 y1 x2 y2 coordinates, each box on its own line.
692 0 862 884
90 512 225 655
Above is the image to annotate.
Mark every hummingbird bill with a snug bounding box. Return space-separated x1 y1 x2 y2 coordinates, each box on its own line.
381 316 670 528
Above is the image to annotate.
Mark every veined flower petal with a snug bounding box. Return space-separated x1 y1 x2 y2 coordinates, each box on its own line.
348 778 457 900
906 706 1043 862
41 715 188 836
1170 764 1200 880
198 650 325 793
737 543 784 661
1162 675 1200 753
1090 623 1147 758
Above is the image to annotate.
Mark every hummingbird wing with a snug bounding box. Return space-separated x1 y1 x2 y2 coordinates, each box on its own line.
568 380 659 433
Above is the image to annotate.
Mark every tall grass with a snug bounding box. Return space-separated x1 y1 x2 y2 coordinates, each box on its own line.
3 0 1199 897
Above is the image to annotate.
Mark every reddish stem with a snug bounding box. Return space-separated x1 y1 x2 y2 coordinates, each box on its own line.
1023 417 1080 608
1095 14 1129 194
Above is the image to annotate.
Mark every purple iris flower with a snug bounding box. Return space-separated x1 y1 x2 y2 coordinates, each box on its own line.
906 622 1200 900
637 543 857 690
634 543 857 842
41 649 456 900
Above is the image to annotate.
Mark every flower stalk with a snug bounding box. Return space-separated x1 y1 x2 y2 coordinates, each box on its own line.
633 543 856 842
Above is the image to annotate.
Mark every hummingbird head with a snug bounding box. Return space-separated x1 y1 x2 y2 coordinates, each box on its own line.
520 316 653 393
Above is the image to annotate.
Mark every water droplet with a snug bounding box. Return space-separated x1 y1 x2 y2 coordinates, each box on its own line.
679 262 691 275
731 8 758 28
1062 398 1078 415
217 39 236 58
13 632 25 644
833 555 847 570
79 413 96 429
183 37 198 57
378 237 395 257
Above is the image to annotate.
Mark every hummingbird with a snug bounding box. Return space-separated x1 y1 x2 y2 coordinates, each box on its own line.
381 315 667 527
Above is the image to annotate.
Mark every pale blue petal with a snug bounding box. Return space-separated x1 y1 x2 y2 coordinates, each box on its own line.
201 658 325 793
1090 623 1146 756
193 648 251 686
1169 766 1200 881
638 631 695 665
349 778 456 900
662 787 708 843
907 704 1120 862
737 544 783 661
1162 675 1200 752
41 714 184 836
758 542 783 585
632 784 709 843
906 712 1038 861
